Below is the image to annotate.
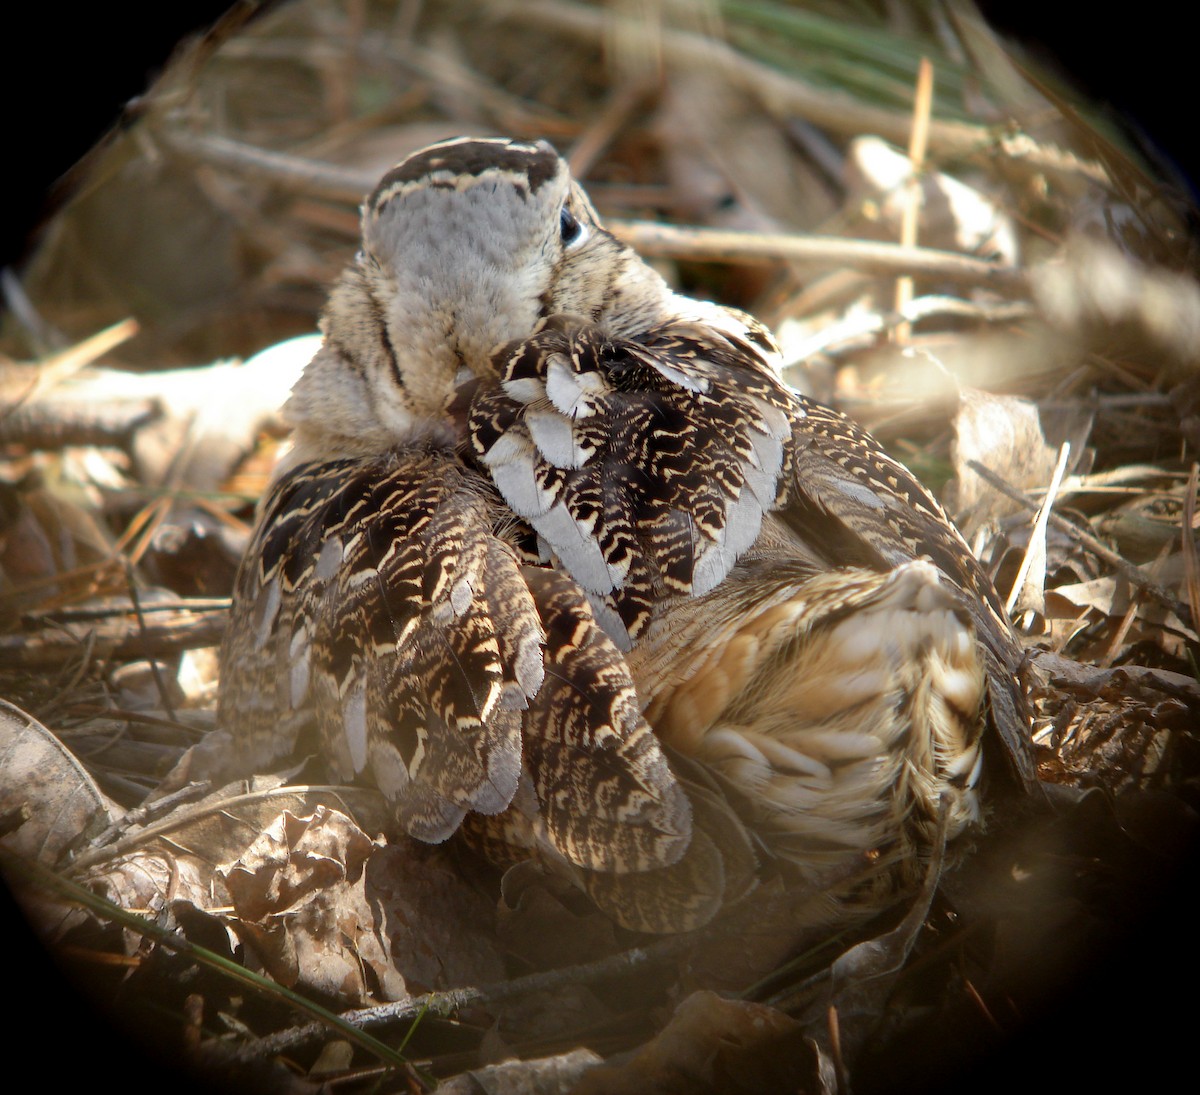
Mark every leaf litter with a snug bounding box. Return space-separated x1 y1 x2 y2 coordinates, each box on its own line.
1 2 1198 1092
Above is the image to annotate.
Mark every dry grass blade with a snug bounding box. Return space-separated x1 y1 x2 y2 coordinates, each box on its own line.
894 56 933 343
1183 463 1200 633
1005 441 1071 616
0 319 139 416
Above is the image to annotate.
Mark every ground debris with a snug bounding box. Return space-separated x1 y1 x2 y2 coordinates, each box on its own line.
3 3 1198 1092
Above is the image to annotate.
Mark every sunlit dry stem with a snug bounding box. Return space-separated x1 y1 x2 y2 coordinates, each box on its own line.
610 221 1026 290
1005 440 1070 616
894 57 934 344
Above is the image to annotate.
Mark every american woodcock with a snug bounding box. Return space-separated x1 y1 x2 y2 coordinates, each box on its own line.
218 136 1033 933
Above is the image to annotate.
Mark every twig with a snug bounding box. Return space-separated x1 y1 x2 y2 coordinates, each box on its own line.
609 221 1026 290
965 459 1196 631
0 391 160 450
245 854 890 1062
55 706 210 738
160 131 377 204
567 77 657 178
1029 649 1200 699
380 39 568 136
64 783 362 873
86 780 212 852
159 131 1024 290
0 609 228 669
46 598 232 621
240 932 701 1061
782 295 1033 363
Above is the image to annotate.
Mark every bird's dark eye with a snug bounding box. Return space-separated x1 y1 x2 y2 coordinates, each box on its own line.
560 204 585 247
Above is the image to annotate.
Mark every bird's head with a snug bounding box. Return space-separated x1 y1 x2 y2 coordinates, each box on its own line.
281 136 672 467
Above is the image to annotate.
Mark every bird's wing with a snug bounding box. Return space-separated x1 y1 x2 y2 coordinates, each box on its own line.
467 313 1035 789
468 313 794 646
217 447 691 867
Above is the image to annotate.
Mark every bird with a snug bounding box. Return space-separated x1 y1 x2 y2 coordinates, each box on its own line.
217 136 1033 935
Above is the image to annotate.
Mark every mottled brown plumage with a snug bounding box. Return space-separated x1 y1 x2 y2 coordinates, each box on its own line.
221 444 692 878
466 313 794 643
218 136 1032 934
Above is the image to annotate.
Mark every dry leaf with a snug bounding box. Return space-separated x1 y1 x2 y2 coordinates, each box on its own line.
218 805 402 1002
79 849 235 956
218 807 506 1003
1047 566 1197 638
0 465 122 619
0 698 121 865
366 838 508 993
220 805 374 919
496 861 622 971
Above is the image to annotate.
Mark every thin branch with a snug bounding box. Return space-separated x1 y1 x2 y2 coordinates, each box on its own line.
160 131 377 203
240 932 700 1061
609 221 1027 290
159 131 1026 290
85 780 213 853
0 392 160 450
46 598 233 621
1028 649 1200 699
0 608 227 670
240 856 886 1062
